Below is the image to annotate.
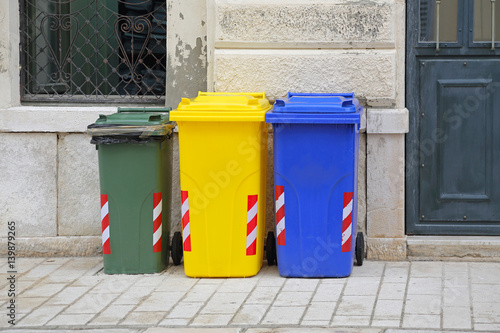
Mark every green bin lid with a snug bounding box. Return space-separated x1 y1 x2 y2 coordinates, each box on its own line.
88 107 174 137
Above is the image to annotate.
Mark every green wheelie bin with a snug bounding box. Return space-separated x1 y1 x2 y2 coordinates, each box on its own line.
88 107 183 274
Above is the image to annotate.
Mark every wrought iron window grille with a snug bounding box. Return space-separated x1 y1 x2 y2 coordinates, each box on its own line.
20 0 167 104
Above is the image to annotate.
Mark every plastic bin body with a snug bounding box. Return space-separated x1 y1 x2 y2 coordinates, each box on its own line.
170 92 271 278
266 93 362 278
89 108 173 274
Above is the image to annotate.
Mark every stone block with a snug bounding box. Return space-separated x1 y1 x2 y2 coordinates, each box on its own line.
214 49 397 104
214 0 395 48
366 133 405 238
0 133 57 237
367 109 409 134
57 134 100 236
407 236 500 260
367 237 407 261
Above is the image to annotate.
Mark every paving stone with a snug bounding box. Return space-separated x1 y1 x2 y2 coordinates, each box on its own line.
182 283 219 303
218 277 259 293
343 277 381 296
312 282 344 302
335 296 376 316
249 329 382 333
16 296 48 314
16 258 46 275
331 315 371 326
131 275 168 288
65 293 118 314
469 263 500 284
262 306 306 325
167 302 204 319
46 286 91 305
443 306 472 329
134 291 186 312
402 314 440 328
377 283 406 300
301 320 330 326
404 294 441 315
158 318 191 326
88 304 135 325
196 278 226 285
471 301 500 319
16 280 39 294
90 276 138 294
471 284 500 302
230 303 269 325
120 311 167 325
372 299 403 319
21 263 64 280
351 261 385 277
281 278 319 292
302 302 336 322
443 286 470 307
21 282 66 297
200 292 247 314
155 277 198 292
47 313 95 326
191 314 233 326
245 286 280 304
149 328 240 333
273 291 314 306
474 323 500 331
17 305 65 326
383 262 410 284
257 274 286 287
410 262 443 278
113 286 153 305
371 318 401 327
407 277 442 295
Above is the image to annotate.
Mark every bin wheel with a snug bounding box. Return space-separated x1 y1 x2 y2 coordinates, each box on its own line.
171 231 183 266
266 231 277 266
355 232 364 266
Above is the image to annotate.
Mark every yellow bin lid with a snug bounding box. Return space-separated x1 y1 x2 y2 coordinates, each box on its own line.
170 92 271 122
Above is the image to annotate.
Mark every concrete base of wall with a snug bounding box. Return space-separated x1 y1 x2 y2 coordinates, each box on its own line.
367 237 407 261
0 236 102 257
407 236 500 261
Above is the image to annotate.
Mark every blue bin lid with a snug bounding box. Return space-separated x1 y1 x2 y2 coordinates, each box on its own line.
273 92 361 113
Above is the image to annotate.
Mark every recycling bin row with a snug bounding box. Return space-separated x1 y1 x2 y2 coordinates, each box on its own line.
87 92 364 278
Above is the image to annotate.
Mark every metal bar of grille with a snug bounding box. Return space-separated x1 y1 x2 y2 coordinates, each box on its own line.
492 0 496 50
20 0 167 104
436 0 441 52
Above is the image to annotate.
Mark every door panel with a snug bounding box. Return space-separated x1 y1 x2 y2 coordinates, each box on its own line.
419 60 499 229
407 0 500 235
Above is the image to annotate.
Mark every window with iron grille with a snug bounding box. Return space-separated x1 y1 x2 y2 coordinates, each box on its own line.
20 0 167 104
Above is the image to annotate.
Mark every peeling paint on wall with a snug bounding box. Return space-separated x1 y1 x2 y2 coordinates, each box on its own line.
166 0 208 107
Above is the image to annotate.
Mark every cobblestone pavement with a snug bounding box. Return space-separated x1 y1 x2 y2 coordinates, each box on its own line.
1 258 500 332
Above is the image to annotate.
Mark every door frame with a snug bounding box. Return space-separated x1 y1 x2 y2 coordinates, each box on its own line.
405 0 500 235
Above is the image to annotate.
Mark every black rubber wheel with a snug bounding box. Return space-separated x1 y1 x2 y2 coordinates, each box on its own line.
266 231 277 266
355 232 364 266
171 231 183 266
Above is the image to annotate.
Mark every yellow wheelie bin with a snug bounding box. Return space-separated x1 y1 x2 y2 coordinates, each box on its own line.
170 92 271 278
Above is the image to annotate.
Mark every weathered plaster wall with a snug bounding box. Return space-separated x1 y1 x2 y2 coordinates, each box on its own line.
166 0 208 108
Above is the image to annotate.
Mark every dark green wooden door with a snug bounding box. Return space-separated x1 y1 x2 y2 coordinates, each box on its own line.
406 1 500 235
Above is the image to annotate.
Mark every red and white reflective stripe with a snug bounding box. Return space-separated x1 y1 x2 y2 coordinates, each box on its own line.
275 185 286 246
342 192 354 252
181 191 191 252
101 194 110 255
246 195 258 256
153 193 162 253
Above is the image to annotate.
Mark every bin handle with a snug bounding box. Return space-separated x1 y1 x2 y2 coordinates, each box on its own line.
117 107 171 113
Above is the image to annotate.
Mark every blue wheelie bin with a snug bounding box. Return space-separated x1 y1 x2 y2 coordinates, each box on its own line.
266 92 364 278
